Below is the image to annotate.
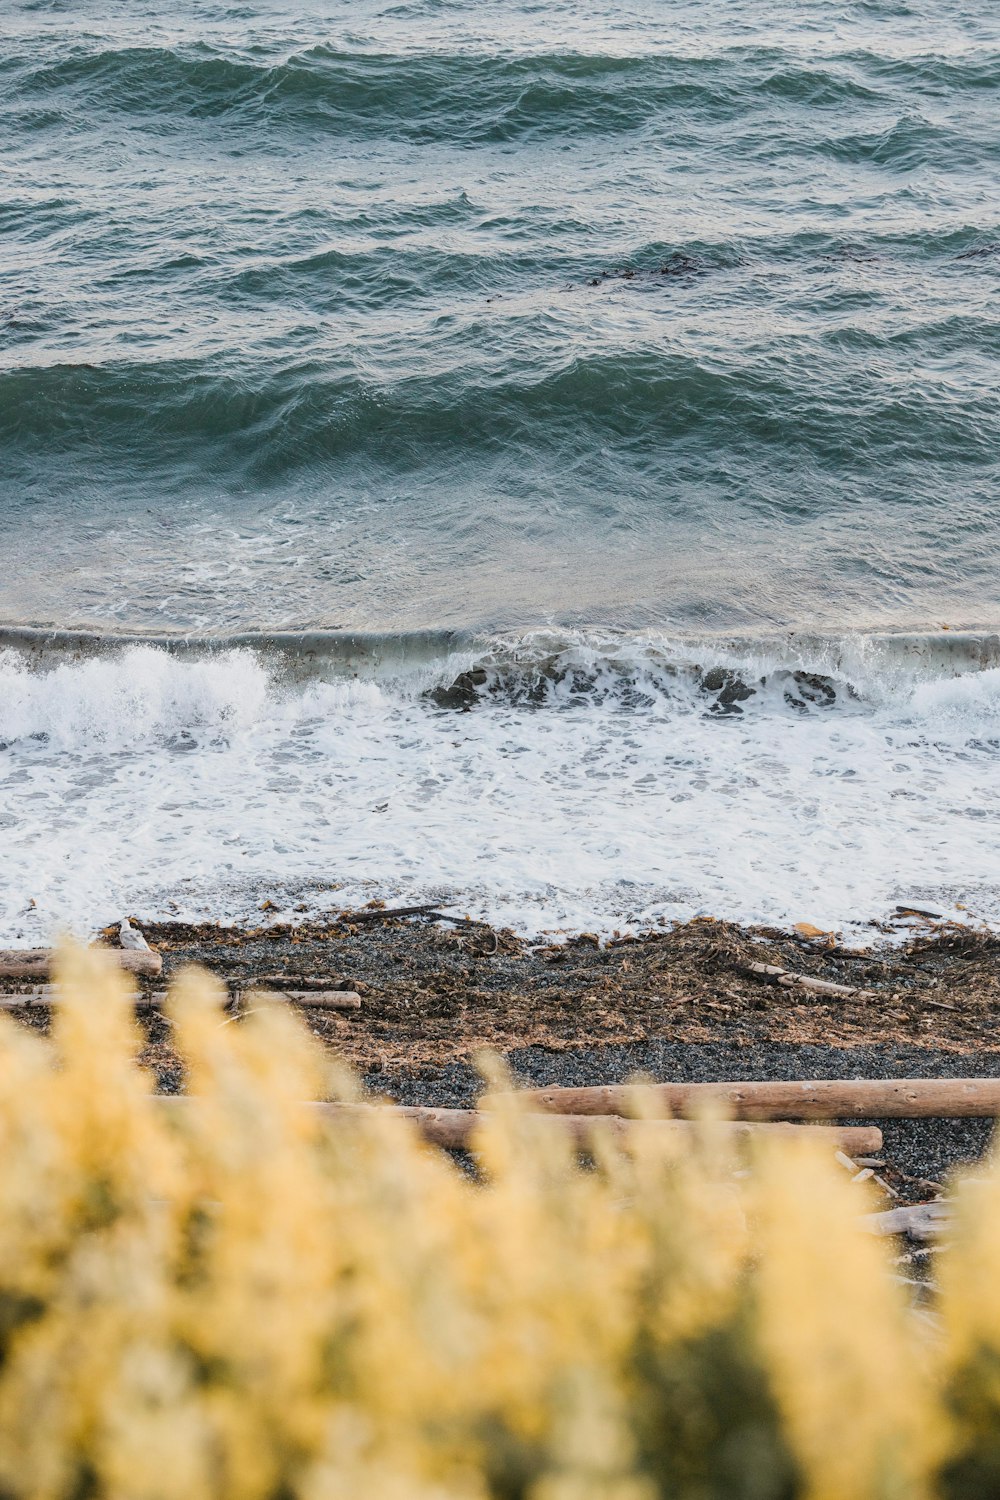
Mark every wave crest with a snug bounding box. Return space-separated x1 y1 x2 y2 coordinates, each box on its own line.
12 42 999 145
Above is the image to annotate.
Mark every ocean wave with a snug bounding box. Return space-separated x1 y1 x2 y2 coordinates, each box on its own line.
2 628 999 739
0 646 274 751
3 342 996 481
9 42 999 144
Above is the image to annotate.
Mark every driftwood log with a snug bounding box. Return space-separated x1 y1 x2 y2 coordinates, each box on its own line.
860 1202 952 1240
504 1078 1000 1121
743 961 872 1000
0 987 169 1010
328 1109 881 1153
0 948 162 980
154 1097 880 1154
0 985 361 1012
239 988 362 1010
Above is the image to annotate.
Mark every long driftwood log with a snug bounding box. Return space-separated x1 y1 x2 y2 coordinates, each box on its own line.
504 1078 1000 1121
0 987 169 1010
0 985 361 1012
154 1097 880 1154
0 948 162 980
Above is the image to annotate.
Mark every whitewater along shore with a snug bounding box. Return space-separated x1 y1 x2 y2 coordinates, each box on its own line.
5 909 1000 1201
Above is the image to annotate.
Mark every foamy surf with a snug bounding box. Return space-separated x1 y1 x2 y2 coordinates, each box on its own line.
1 629 999 944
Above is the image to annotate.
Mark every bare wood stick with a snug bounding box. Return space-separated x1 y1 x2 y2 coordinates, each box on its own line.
236 988 362 1011
506 1078 1000 1121
743 961 871 999
152 1097 879 1153
0 948 162 979
860 1202 952 1240
283 989 362 1009
0 986 170 1010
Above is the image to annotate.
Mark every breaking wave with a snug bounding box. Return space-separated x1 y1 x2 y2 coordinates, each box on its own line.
1 628 999 943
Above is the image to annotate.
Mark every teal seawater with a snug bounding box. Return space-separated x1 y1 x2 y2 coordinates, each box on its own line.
2 0 999 634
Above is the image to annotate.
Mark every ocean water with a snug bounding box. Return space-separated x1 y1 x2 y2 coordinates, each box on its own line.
2 0 999 940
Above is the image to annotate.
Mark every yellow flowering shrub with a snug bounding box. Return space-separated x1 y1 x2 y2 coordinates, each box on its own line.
0 945 994 1499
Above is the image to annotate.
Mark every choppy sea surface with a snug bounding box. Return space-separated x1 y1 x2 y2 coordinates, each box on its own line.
2 0 999 940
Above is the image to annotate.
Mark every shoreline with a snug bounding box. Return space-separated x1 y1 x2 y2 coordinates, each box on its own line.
9 909 998 1199
121 908 1000 1066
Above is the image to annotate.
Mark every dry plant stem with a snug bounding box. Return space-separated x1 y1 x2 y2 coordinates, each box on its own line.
743 961 872 999
153 1097 880 1153
507 1078 1000 1121
10 949 969 1499
0 948 162 979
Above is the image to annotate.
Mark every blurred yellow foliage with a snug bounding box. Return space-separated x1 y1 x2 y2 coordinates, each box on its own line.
0 946 994 1498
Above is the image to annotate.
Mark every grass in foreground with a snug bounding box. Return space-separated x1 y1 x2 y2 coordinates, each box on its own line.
0 948 999 1499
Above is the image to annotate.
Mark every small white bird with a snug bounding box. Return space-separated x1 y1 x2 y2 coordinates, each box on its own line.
119 918 151 952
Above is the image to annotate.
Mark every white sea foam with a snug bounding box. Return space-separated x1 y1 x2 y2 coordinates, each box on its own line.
1 639 999 943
